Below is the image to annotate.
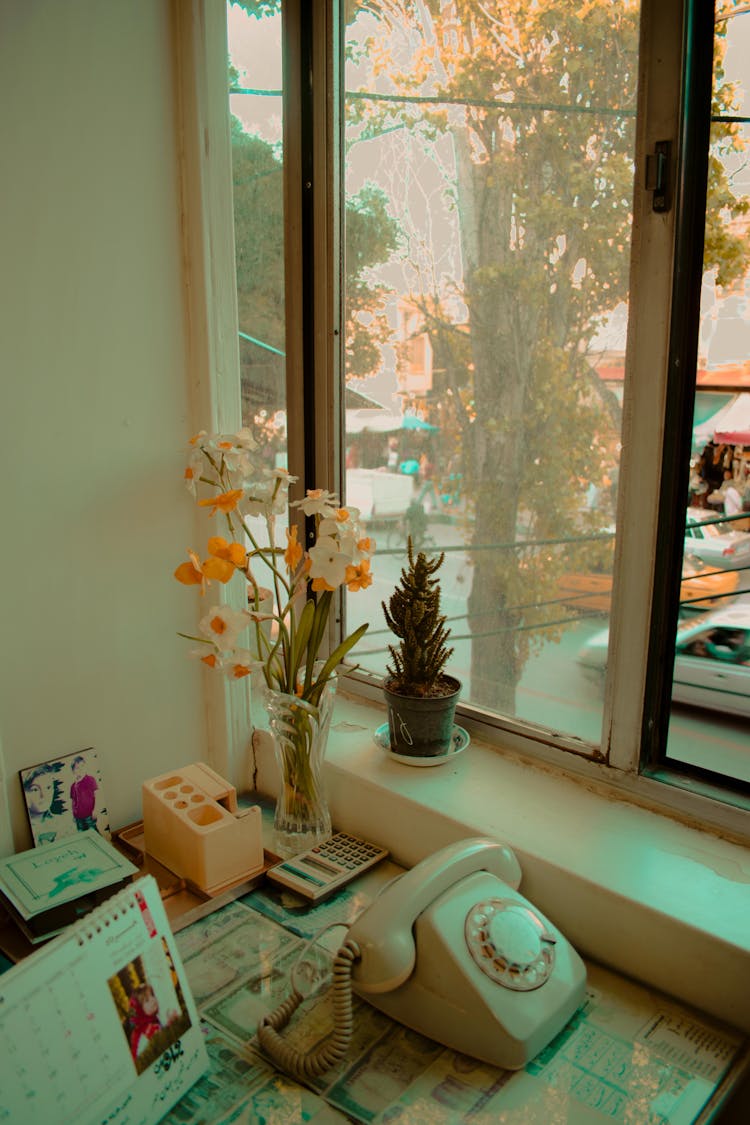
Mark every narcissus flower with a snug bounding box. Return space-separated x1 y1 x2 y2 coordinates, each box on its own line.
307 536 350 591
346 559 373 592
292 488 339 518
225 652 256 679
319 506 360 533
207 536 246 568
174 548 235 592
199 605 252 651
176 429 373 703
198 489 244 516
284 526 303 571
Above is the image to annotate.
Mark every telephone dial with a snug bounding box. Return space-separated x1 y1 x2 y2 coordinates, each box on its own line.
257 837 586 1078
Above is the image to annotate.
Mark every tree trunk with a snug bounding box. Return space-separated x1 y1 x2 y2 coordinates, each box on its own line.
452 126 538 712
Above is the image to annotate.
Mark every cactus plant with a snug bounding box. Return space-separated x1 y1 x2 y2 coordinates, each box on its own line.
382 537 455 697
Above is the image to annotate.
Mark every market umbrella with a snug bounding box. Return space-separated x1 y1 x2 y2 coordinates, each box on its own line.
713 393 750 445
693 396 736 452
401 414 438 431
345 409 439 434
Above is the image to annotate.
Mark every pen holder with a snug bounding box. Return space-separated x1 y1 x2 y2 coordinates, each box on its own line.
142 762 264 892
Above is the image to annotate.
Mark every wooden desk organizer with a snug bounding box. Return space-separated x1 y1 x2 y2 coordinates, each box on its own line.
142 763 264 893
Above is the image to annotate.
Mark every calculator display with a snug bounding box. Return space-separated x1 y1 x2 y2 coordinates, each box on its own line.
302 856 339 877
267 832 389 902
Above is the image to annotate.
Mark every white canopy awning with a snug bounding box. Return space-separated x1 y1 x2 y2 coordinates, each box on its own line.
693 396 738 449
713 392 750 445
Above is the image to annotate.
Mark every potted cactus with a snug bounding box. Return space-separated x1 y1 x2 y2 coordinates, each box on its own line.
382 538 461 757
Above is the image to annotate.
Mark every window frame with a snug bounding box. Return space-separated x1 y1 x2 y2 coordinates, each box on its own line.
187 0 750 842
172 0 250 789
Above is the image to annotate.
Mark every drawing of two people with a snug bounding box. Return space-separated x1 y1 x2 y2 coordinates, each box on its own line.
23 754 102 843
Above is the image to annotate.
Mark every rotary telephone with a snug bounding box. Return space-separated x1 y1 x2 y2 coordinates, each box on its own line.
257 837 587 1077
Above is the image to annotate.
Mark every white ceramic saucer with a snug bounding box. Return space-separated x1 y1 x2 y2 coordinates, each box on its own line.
373 723 470 767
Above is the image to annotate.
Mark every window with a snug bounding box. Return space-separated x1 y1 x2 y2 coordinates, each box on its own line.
341 0 637 754
661 4 750 789
222 0 749 829
227 5 288 465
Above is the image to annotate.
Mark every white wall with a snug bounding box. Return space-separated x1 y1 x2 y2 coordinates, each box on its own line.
0 1 210 850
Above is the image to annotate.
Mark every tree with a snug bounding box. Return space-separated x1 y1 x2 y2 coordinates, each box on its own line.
230 117 400 411
345 0 749 712
228 4 401 420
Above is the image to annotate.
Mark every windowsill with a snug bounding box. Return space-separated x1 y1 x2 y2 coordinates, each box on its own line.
251 689 750 1036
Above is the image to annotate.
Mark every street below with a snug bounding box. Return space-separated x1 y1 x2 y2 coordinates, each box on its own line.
349 517 750 784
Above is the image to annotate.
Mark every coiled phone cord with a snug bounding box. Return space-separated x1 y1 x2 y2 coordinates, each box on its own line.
256 937 362 1080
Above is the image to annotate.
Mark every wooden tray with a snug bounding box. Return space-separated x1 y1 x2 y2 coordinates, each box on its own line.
113 821 280 931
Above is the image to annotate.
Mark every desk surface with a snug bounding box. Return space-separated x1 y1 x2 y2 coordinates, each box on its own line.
157 858 748 1125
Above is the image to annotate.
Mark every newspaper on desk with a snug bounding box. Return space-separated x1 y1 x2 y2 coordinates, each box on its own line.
162 880 746 1125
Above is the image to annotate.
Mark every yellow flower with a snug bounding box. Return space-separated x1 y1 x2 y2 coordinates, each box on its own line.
311 575 337 592
174 549 204 588
345 559 373 592
207 536 246 568
174 548 235 592
198 489 244 516
284 526 303 571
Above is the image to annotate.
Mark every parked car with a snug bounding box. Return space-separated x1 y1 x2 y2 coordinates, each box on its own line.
679 555 740 609
577 605 750 718
684 507 750 572
557 555 738 613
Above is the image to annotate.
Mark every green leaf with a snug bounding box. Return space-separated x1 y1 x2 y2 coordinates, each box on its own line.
309 621 370 703
303 591 334 692
289 597 316 691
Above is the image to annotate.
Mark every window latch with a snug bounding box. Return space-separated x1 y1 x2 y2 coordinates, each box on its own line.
645 140 671 213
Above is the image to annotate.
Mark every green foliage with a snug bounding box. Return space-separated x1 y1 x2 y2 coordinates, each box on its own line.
345 183 402 379
382 538 454 695
229 0 281 17
230 117 400 399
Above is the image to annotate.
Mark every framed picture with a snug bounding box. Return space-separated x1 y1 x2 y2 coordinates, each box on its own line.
20 748 111 846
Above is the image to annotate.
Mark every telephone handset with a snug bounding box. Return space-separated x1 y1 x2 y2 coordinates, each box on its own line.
346 836 522 994
257 837 586 1078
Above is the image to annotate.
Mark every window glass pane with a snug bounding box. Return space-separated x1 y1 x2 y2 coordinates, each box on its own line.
227 2 286 454
227 2 287 556
668 8 750 781
343 1 639 748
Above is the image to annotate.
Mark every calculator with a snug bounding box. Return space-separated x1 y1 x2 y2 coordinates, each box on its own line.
266 832 390 902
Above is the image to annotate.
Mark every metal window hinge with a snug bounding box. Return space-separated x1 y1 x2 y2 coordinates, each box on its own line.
645 140 671 213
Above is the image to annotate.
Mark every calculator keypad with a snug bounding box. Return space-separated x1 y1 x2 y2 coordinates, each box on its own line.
313 835 383 868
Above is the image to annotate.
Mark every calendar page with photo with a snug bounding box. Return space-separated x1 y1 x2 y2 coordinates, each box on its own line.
0 875 208 1125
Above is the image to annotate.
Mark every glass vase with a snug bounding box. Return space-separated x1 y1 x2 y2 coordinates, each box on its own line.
264 675 336 858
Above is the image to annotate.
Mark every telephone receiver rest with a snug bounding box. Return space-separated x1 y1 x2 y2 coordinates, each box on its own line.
347 836 521 993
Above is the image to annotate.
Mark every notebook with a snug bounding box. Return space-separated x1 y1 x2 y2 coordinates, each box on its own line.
0 831 139 943
0 874 209 1125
